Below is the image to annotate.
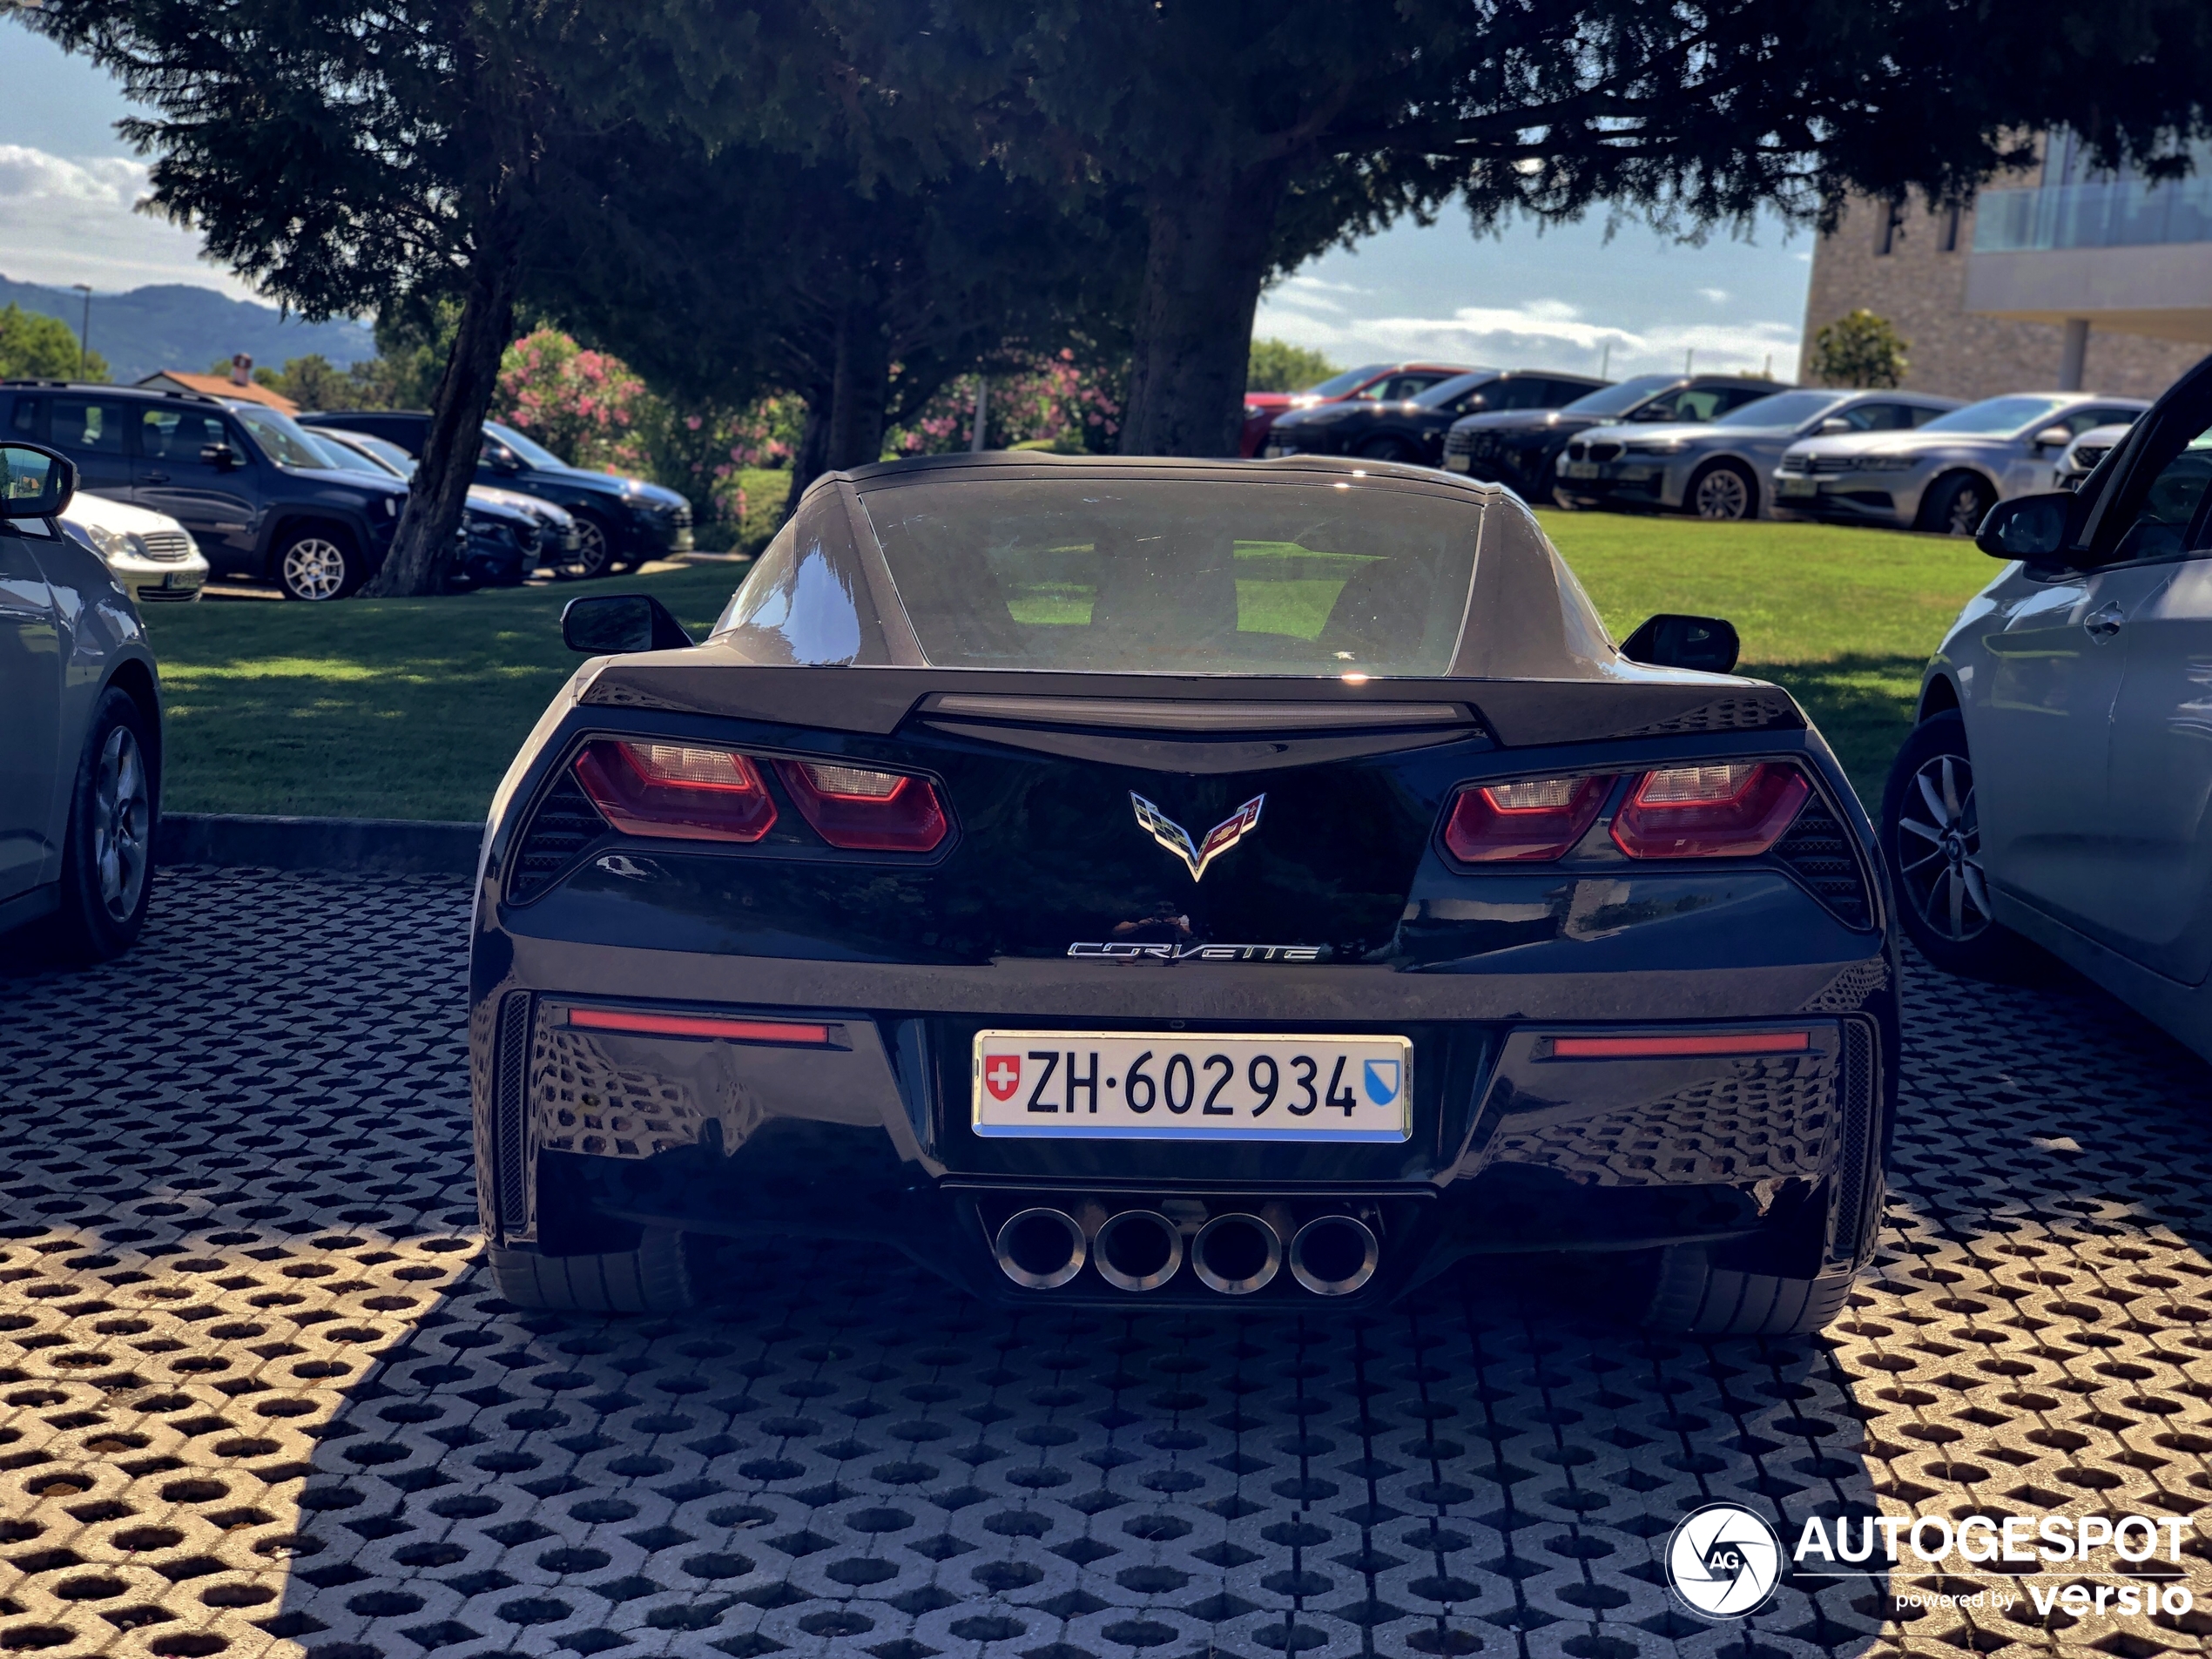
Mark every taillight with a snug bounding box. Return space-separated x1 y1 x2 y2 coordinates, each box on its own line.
777 760 948 853
1610 763 1807 859
1442 774 1610 862
573 740 778 842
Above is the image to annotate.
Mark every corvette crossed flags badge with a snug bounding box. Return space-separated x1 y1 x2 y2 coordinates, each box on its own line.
1130 792 1265 882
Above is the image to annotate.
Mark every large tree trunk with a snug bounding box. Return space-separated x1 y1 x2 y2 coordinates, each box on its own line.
1117 161 1289 457
779 390 832 524
824 283 889 470
361 242 521 597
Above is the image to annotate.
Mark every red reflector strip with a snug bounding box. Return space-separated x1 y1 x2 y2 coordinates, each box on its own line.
1549 1032 1811 1058
568 1008 833 1045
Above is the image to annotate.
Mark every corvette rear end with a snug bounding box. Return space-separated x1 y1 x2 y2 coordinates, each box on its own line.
469 454 1895 1334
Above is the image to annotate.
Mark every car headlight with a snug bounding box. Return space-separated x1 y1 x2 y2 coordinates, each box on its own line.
79 523 147 563
1853 455 1919 472
1626 438 1691 455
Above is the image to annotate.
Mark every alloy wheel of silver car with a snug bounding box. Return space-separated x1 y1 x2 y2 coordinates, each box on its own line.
1895 752 1990 941
281 536 350 600
93 725 151 924
1942 480 1992 536
1692 466 1751 521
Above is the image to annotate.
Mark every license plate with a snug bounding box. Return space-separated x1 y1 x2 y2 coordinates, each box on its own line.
973 1031 1411 1142
1444 454 1470 472
1561 461 1601 479
1778 476 1818 497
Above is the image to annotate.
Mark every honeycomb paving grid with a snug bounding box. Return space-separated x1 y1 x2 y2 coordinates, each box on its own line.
0 866 2207 1659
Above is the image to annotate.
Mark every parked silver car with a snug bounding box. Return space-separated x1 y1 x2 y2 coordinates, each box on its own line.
1880 352 2212 1054
1 441 162 961
2053 422 2136 490
1773 392 2151 535
1555 388 1960 521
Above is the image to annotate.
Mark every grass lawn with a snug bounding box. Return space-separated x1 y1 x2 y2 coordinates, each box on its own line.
143 505 1996 822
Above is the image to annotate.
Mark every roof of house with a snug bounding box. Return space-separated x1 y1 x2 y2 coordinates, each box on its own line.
135 371 300 415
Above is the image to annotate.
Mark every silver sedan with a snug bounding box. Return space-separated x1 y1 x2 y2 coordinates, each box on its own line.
1 441 163 961
1554 388 1959 520
1772 391 2149 535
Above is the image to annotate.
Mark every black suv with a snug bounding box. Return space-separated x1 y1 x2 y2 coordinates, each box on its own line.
1445 373 1788 504
0 381 423 600
300 411 692 576
1264 368 1608 467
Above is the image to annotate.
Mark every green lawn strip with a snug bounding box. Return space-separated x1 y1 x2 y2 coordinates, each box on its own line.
145 510 1996 822
1536 510 1994 803
145 563 750 821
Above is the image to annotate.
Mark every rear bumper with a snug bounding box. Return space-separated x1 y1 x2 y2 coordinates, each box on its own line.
472 962 1893 1309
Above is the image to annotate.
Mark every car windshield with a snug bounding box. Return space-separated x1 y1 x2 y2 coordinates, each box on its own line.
331 431 417 476
1412 373 1494 408
230 403 338 470
303 432 398 476
855 477 1480 674
1712 390 1848 428
1301 364 1391 399
484 421 568 469
1918 395 2078 436
1558 374 1677 418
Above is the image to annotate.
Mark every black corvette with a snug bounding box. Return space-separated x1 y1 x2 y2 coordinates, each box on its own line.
469 453 1894 1334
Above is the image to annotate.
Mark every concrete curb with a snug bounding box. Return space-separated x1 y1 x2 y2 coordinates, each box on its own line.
157 813 482 876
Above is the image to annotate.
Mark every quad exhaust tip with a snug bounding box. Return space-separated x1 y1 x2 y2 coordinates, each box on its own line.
993 1203 1378 1296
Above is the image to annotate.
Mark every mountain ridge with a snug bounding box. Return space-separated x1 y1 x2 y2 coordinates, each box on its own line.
1 273 375 385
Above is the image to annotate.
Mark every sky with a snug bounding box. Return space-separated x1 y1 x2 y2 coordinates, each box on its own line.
3 16 1818 374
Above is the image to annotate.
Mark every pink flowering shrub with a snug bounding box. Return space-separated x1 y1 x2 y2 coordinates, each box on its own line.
887 351 1123 456
493 328 653 475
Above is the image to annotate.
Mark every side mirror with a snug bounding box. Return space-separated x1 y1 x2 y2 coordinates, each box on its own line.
2033 426 2074 450
1622 613 1741 674
199 442 239 470
561 593 692 654
0 443 75 519
1817 416 1853 435
1975 489 2081 562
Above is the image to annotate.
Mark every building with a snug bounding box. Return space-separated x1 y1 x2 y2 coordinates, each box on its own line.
135 356 300 415
1799 138 2212 401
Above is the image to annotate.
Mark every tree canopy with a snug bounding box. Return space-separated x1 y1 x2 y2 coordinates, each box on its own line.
0 304 107 381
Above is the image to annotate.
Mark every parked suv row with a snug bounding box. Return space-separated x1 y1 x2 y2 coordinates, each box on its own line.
1444 373 1786 503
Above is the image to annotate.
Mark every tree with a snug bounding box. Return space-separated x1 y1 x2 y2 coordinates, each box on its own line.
1809 309 1909 389
1246 337 1336 394
0 304 108 381
835 0 2211 456
29 0 805 594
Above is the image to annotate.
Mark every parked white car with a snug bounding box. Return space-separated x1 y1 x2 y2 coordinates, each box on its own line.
1883 353 2212 1055
59 487 207 604
1774 392 2149 536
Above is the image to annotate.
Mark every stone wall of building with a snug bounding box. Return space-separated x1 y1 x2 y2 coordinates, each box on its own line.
1797 193 2205 401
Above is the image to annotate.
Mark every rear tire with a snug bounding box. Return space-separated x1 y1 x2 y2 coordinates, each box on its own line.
567 512 617 579
276 526 364 600
488 1230 695 1312
1640 1246 1855 1336
46 686 157 963
1880 711 2033 979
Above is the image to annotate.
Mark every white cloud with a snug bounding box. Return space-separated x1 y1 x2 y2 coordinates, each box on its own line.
1251 293 1800 381
1697 287 1730 304
0 144 260 297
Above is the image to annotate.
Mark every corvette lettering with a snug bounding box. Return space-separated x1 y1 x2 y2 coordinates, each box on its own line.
1068 941 1325 962
1130 792 1264 881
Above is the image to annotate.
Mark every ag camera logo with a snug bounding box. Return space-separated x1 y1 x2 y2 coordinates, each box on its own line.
1668 1502 1784 1619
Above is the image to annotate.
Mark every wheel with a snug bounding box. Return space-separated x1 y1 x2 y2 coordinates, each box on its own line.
564 513 617 580
1357 436 1419 465
276 527 363 600
488 1230 695 1312
46 686 156 963
1921 472 1995 537
1689 460 1757 521
1880 711 2030 978
1640 1246 1855 1336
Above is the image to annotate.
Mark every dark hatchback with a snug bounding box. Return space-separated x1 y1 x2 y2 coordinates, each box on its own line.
0 380 429 600
1446 373 1787 503
1263 368 1606 467
302 410 692 577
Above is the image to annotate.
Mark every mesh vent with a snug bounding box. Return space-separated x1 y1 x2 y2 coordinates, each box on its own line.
508 771 607 902
1619 695 1797 737
492 991 533 1230
1772 790 1873 929
1827 1016 1879 1267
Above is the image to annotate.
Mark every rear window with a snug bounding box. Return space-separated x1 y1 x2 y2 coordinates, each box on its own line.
859 478 1481 675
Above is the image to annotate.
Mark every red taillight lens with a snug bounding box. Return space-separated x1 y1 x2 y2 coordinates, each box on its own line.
776 760 948 853
1442 773 1611 862
570 1008 833 1045
1610 762 1808 859
573 740 778 842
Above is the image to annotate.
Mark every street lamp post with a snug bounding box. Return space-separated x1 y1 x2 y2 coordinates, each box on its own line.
71 285 92 380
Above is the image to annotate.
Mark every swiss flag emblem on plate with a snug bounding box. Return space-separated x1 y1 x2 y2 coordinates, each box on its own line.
981 1053 1022 1102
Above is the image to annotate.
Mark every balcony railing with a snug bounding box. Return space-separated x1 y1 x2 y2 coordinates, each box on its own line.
1974 175 2212 253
